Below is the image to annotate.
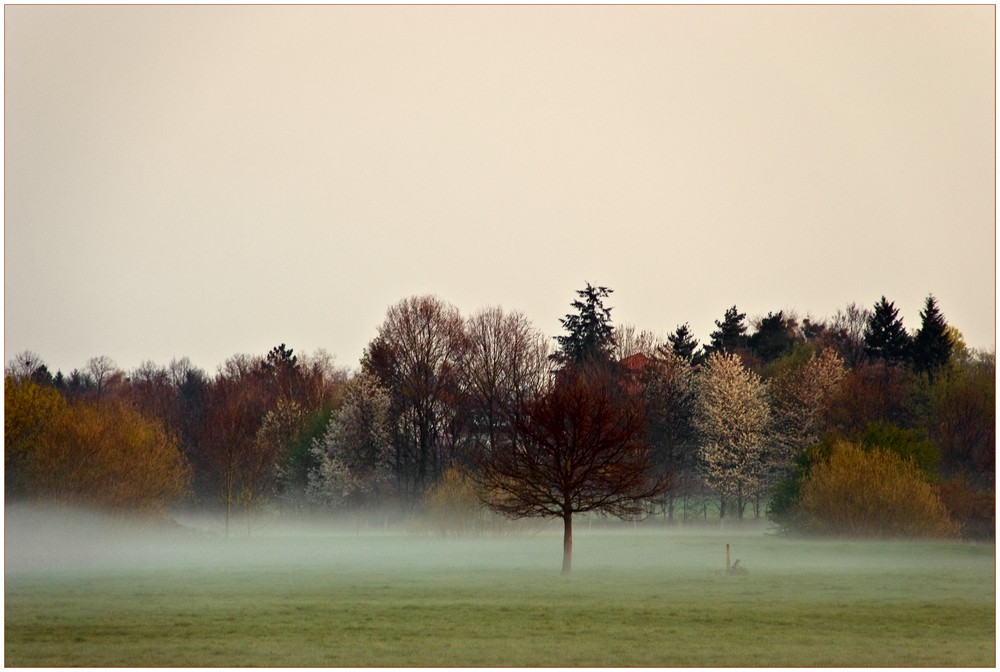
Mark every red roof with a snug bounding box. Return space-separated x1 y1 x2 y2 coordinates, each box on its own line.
619 352 651 371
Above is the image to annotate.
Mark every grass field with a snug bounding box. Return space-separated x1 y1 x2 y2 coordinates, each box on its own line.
4 511 996 667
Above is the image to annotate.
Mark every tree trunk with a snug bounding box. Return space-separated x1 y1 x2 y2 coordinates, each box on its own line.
224 467 233 538
561 512 573 576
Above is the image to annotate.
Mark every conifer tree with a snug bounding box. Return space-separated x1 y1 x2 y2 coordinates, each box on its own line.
553 283 617 367
749 311 797 363
864 296 912 365
912 295 952 378
705 306 748 356
667 323 701 364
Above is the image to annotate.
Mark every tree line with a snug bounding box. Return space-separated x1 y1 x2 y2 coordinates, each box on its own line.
5 286 995 555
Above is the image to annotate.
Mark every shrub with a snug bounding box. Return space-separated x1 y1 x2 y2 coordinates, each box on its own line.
425 467 488 536
798 440 957 538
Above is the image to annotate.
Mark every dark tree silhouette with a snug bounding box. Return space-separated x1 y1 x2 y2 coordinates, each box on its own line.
749 311 797 363
552 283 617 367
912 295 952 378
641 352 697 521
705 305 749 356
667 323 701 364
864 297 912 365
477 365 665 574
830 302 871 369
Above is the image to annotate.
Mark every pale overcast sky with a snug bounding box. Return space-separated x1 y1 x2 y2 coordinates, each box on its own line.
4 5 995 376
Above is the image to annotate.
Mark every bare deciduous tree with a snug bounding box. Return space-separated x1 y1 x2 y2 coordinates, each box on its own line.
6 350 50 383
831 302 871 368
85 355 120 404
613 324 665 361
363 295 467 503
462 307 550 455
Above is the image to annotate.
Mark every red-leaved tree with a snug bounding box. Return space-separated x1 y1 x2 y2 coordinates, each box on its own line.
477 364 665 574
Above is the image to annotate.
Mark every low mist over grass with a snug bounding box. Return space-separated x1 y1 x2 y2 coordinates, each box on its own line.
5 505 995 667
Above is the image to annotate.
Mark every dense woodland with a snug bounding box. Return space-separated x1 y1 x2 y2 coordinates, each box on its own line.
5 286 995 543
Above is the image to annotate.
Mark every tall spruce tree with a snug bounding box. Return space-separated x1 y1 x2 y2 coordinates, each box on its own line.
864 296 912 365
912 295 952 377
667 323 701 364
705 306 749 356
553 283 617 367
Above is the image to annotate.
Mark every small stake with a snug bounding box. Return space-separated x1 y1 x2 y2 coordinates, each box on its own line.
726 543 731 573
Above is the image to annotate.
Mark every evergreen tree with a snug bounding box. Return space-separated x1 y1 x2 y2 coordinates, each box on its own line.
667 323 701 364
911 295 952 377
749 311 797 363
553 283 617 367
864 297 912 365
705 306 748 356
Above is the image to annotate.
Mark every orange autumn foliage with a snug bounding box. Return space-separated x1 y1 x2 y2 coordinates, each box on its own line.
24 399 191 511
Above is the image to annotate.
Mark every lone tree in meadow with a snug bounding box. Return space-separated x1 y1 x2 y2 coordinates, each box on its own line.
476 363 665 575
477 282 663 575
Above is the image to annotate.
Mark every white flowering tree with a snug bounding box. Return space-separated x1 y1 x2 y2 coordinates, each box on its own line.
307 373 394 510
693 351 771 520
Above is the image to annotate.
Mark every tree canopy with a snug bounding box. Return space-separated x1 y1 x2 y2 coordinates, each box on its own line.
5 287 991 548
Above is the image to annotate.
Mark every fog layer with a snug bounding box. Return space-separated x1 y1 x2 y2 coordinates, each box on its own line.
6 504 992 583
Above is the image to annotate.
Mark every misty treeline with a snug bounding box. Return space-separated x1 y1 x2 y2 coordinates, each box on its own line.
5 287 995 543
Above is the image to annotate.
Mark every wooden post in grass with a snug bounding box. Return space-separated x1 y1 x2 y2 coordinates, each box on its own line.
726 544 731 573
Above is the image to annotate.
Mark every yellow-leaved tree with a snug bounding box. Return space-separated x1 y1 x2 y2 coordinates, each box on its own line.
24 398 191 512
799 440 957 538
5 376 66 497
425 466 487 536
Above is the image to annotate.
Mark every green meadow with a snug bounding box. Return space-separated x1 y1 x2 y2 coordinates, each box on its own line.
5 516 995 667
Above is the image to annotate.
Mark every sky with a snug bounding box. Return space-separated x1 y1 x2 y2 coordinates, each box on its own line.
4 4 995 377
